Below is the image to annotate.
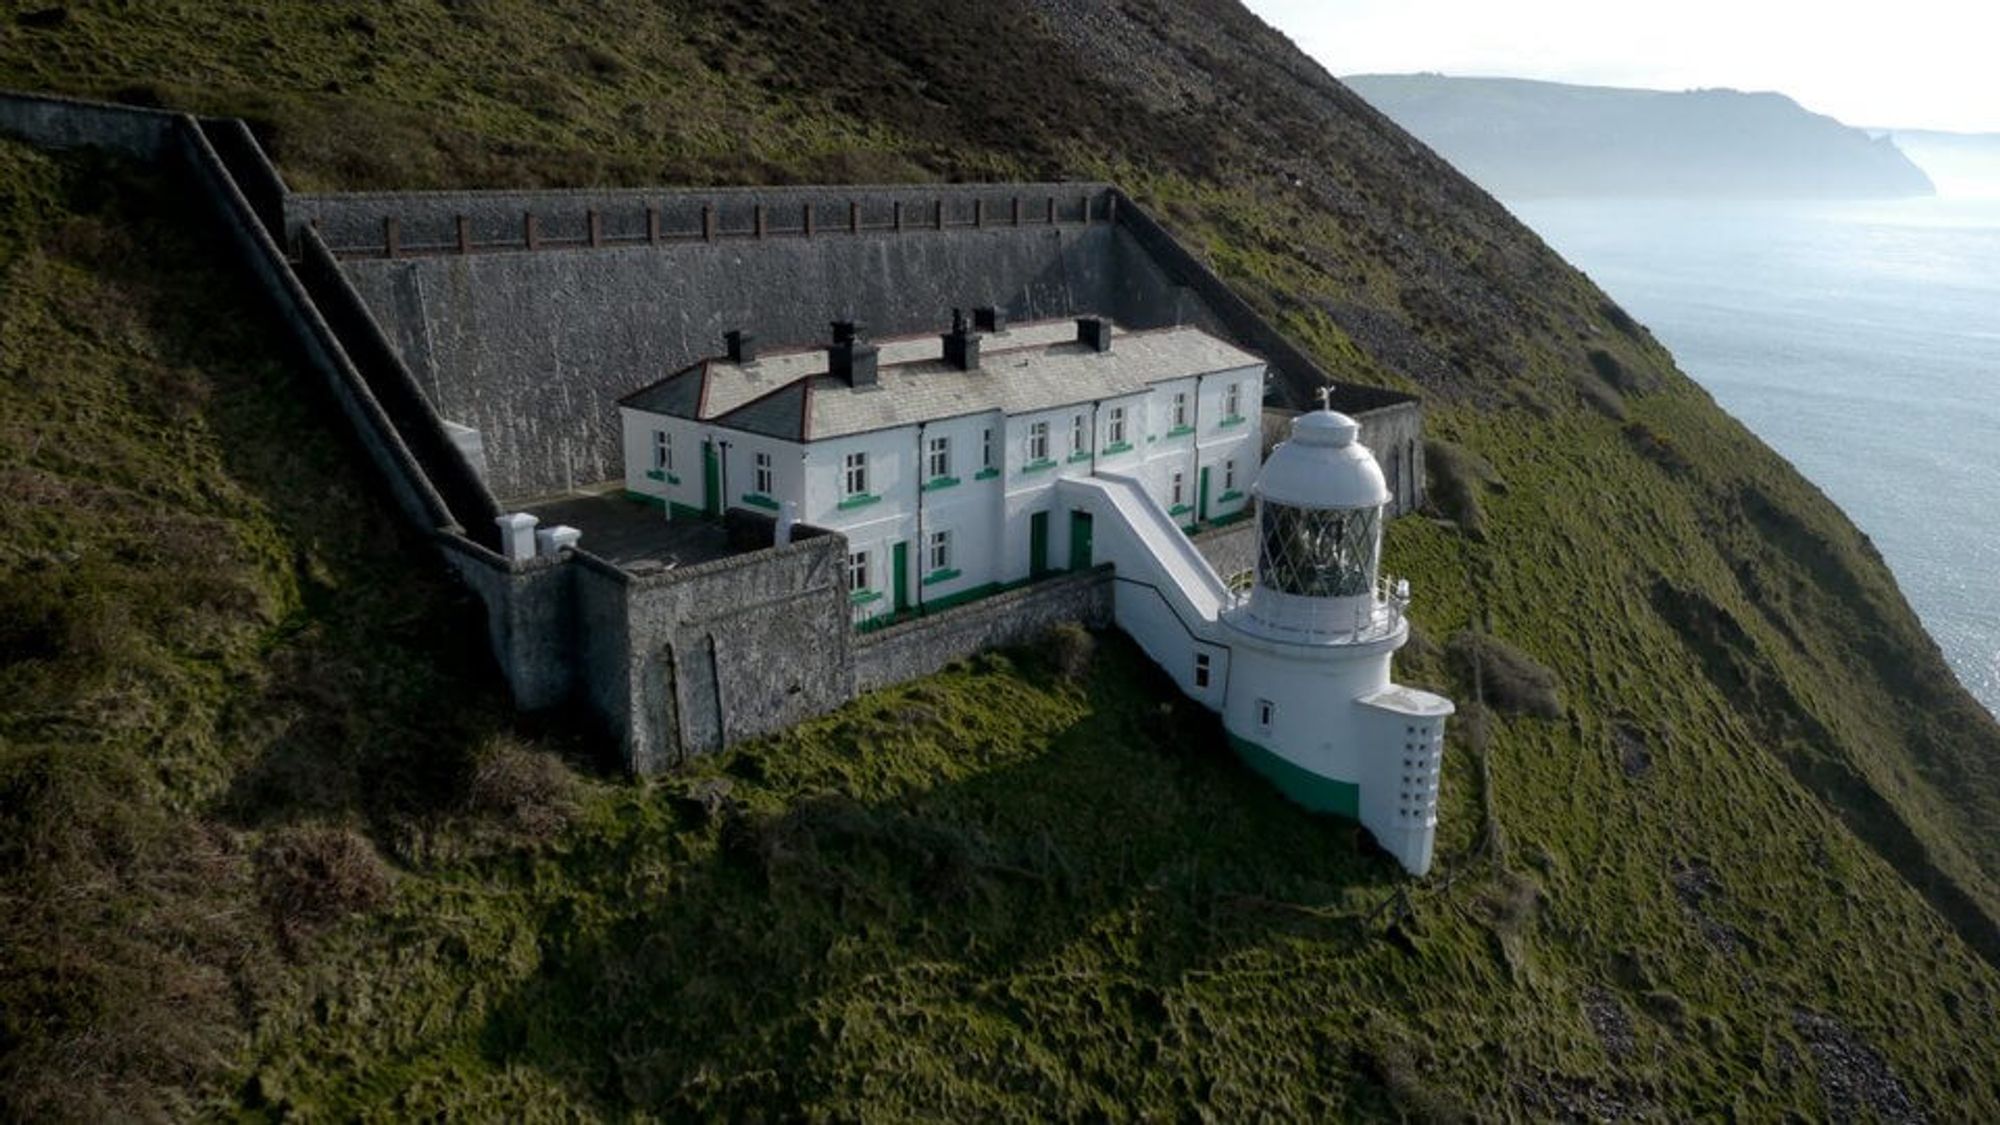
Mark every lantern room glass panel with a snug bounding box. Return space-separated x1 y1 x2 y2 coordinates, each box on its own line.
1256 503 1381 597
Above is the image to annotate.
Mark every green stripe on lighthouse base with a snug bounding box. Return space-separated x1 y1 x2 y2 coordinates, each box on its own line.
1227 734 1361 819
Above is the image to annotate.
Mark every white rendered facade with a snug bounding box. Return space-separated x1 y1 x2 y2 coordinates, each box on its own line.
618 318 1265 622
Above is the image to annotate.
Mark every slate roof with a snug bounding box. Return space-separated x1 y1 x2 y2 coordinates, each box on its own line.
620 319 1264 443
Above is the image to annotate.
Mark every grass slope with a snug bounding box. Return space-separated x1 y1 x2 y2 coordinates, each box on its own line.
3 0 1999 1118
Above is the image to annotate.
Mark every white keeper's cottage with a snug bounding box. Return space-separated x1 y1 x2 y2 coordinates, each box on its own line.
618 312 1264 625
617 312 1452 874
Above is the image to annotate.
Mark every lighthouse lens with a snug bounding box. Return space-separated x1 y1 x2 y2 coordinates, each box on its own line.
1257 503 1380 597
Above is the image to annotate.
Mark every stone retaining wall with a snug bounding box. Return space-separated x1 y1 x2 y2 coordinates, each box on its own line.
852 568 1115 694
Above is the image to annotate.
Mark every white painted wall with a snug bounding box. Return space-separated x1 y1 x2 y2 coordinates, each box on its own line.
621 408 708 512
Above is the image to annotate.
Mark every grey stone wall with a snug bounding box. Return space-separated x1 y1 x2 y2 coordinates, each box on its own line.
0 88 178 159
852 569 1114 694
336 219 1186 500
168 115 463 535
614 534 851 773
316 180 1425 510
436 533 576 710
287 183 1118 254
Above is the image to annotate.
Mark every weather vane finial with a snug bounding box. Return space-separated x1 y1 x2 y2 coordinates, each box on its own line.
1317 385 1334 411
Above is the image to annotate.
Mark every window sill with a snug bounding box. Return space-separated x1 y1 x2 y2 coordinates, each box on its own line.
740 493 780 511
1101 441 1133 455
974 467 1001 480
1169 504 1193 516
849 589 883 606
1217 415 1247 428
1067 451 1093 463
1217 489 1244 502
836 493 881 510
921 567 961 587
1166 425 1195 438
921 476 960 492
1021 459 1057 474
645 469 682 484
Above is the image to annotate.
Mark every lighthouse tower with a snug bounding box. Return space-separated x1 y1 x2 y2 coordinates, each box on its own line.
1219 408 1454 875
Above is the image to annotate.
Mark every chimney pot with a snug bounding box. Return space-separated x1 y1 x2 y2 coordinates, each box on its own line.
725 329 757 364
1076 316 1112 353
942 308 981 371
974 306 1008 333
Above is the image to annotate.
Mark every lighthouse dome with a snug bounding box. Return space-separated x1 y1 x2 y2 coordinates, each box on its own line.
1254 410 1390 510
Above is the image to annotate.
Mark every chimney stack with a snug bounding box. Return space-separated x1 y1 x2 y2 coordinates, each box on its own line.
974 305 1008 334
725 328 757 364
829 322 879 387
1076 315 1112 353
942 307 981 371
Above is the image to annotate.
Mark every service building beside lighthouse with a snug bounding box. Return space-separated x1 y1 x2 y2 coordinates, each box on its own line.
614 315 1453 873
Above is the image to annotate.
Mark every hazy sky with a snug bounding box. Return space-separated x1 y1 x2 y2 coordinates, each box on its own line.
1244 0 2000 134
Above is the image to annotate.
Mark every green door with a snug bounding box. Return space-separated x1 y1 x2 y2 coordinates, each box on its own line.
1029 511 1050 578
1198 466 1211 524
891 541 910 613
1068 510 1093 571
702 441 722 517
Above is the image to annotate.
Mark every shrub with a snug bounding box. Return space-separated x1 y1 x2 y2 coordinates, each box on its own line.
1574 371 1628 421
1447 631 1564 719
1623 420 1692 475
1423 439 1502 539
254 824 391 948
1039 622 1096 683
467 739 577 841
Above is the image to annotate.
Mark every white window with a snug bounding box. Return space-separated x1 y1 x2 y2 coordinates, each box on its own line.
844 451 868 497
848 550 869 593
1256 698 1275 733
1172 391 1188 429
652 429 672 472
927 435 950 480
1170 469 1185 507
1194 652 1211 689
982 428 994 470
1108 405 1126 445
1226 382 1242 420
1071 414 1087 457
753 450 773 494
928 528 951 572
1223 459 1236 491
1029 420 1049 462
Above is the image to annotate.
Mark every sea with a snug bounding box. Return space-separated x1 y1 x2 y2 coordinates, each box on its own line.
1508 194 2000 718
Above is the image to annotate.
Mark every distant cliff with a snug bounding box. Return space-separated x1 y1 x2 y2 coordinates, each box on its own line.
1347 73 1936 200
1886 129 2000 197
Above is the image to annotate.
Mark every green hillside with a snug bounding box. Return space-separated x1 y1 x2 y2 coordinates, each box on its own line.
3 1 1998 1118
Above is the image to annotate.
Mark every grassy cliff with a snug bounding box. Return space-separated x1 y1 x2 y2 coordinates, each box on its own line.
3 0 1998 1117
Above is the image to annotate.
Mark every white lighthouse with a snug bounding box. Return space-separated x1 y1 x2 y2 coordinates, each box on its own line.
1216 408 1454 874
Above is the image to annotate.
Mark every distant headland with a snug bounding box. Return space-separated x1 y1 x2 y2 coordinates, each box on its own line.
1346 73 1936 201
